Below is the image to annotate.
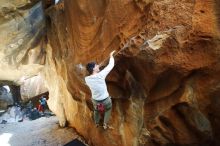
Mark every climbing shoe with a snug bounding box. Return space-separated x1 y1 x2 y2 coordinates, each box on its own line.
103 123 108 130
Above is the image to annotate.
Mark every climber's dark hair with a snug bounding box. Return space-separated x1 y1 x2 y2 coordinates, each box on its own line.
86 62 96 74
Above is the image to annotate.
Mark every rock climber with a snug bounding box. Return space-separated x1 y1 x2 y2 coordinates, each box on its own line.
85 50 116 130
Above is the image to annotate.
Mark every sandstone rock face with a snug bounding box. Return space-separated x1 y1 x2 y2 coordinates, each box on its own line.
0 0 47 99
45 0 220 146
1 0 220 146
0 0 45 82
20 74 48 101
0 86 13 110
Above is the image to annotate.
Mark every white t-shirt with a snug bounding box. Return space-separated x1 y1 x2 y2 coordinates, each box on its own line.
85 56 115 101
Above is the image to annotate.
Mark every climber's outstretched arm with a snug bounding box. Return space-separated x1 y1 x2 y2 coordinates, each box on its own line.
98 50 116 79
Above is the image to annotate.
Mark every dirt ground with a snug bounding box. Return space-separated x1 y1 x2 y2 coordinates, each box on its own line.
0 116 87 146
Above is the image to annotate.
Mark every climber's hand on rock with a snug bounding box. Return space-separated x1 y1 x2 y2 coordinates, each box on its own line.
110 50 116 57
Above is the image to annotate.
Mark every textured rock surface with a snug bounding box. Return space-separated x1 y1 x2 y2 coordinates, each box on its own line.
0 86 13 110
0 0 45 80
45 0 220 146
0 0 47 99
0 0 220 146
20 74 48 100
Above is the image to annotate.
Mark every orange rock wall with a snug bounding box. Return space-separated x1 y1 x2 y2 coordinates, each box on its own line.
45 0 220 146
